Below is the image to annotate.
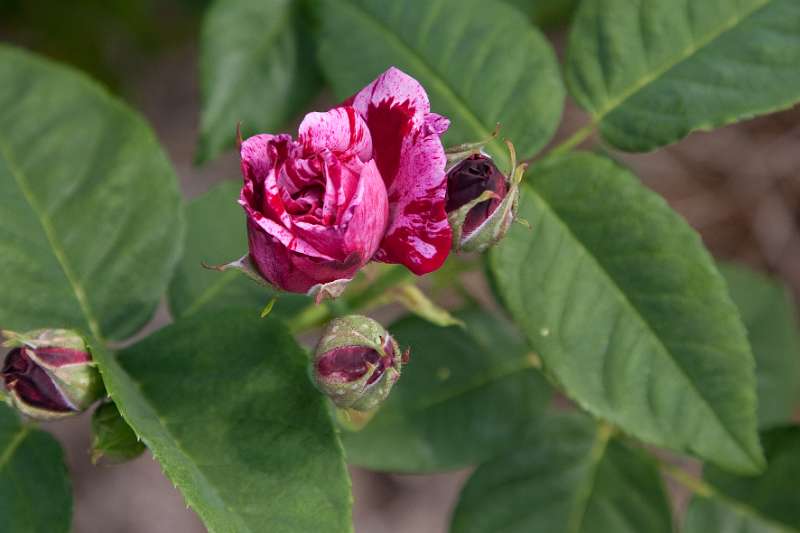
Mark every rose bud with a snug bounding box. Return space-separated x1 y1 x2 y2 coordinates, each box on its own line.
1 329 103 420
212 68 452 301
445 139 525 253
311 315 406 412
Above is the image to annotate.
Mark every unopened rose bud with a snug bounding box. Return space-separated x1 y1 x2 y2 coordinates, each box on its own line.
311 315 406 411
445 140 525 253
1 329 103 420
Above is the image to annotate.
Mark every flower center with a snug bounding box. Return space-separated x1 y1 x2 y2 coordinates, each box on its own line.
286 184 325 221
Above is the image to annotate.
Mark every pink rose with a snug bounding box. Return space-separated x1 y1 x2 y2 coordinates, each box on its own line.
239 67 450 295
240 106 388 293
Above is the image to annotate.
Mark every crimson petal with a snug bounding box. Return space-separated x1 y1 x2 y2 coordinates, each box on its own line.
352 67 452 274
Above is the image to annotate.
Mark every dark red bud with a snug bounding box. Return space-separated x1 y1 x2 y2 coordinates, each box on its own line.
2 329 102 420
446 154 508 236
2 348 74 414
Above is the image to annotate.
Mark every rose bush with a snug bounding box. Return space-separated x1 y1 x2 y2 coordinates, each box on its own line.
4 0 800 531
239 67 451 295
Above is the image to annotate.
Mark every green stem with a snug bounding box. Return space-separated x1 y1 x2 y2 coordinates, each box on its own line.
660 461 796 531
661 462 715 498
288 265 414 334
344 265 412 311
288 303 332 334
547 123 595 159
0 425 30 469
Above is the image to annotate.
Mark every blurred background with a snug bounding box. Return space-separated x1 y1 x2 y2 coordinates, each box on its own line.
1 0 798 531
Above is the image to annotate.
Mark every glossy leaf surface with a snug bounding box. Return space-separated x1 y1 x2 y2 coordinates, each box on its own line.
0 45 183 341
198 0 321 162
567 0 800 151
93 311 353 533
686 426 800 533
489 152 763 473
720 263 800 428
0 403 72 533
451 413 672 533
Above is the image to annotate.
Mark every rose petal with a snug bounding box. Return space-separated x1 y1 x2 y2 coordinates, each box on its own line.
424 112 450 136
247 217 364 293
240 133 283 184
240 134 297 226
292 159 388 263
242 202 336 261
279 155 322 196
373 132 451 274
352 67 451 275
321 150 345 226
341 159 389 261
352 67 433 186
246 218 320 293
352 67 430 132
299 106 372 162
292 253 363 289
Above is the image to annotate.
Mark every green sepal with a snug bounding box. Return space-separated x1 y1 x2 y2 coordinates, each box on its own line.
202 254 274 289
445 123 500 171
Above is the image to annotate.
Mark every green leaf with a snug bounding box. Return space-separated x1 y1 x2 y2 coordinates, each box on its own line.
91 400 146 464
451 413 672 533
720 263 800 429
167 180 310 319
197 0 322 163
566 0 800 151
685 426 800 533
0 403 72 533
685 498 793 533
0 45 184 342
489 152 764 473
91 311 352 533
342 309 551 472
315 0 564 168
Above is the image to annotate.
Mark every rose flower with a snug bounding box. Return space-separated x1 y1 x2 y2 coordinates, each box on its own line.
236 67 451 297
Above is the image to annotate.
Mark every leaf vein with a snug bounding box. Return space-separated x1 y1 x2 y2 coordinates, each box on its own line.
0 137 104 341
524 184 759 465
593 0 772 120
0 425 30 471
